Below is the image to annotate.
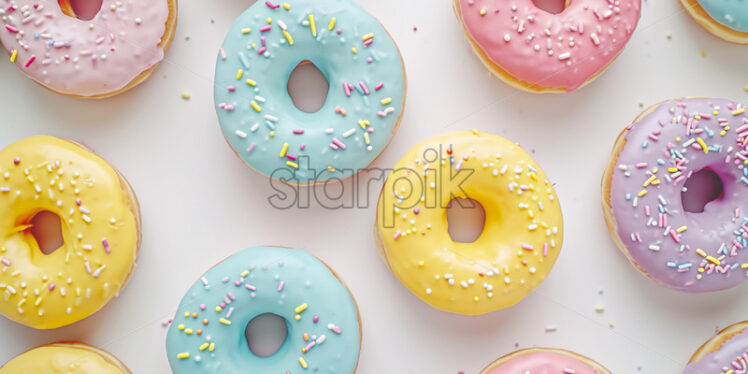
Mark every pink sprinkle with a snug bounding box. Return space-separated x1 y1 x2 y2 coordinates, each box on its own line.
377 111 386 117
277 281 285 292
13 158 20 165
286 154 297 161
635 162 648 168
1 258 10 266
329 143 339 150
521 243 534 251
367 57 373 63
102 239 110 254
343 82 351 97
293 129 304 134
336 28 342 34
374 83 384 91
48 283 55 291
234 280 241 286
261 36 266 47
220 302 227 308
543 243 549 257
332 138 346 149
300 143 306 150
257 47 267 55
313 315 319 323
227 292 236 300
260 25 272 32
359 81 370 95
247 143 256 152
245 284 256 291
393 230 402 239
200 304 206 310
5 25 19 33
24 55 35 67
363 39 373 47
265 1 280 9
228 86 236 92
669 230 681 243
220 48 227 60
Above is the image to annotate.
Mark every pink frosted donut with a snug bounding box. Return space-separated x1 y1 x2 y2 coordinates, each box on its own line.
480 348 611 374
0 0 176 98
454 0 641 93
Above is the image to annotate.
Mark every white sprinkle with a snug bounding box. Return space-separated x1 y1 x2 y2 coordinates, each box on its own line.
235 130 248 139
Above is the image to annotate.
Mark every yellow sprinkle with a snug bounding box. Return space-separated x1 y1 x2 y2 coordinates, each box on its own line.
295 315 301 321
351 47 358 54
675 137 681 142
380 97 392 105
741 263 748 269
250 100 262 112
473 296 479 302
246 79 257 86
10 49 17 63
713 110 720 115
698 268 705 273
676 226 687 233
637 189 648 197
362 33 374 41
283 3 291 10
266 18 272 24
184 312 190 317
178 324 185 330
720 130 727 137
701 50 706 56
177 353 190 359
280 142 289 157
299 357 308 369
696 137 708 153
241 28 252 34
732 108 746 116
282 30 294 45
744 85 748 92
295 303 308 313
480 8 487 16
181 92 191 100
651 168 659 174
209 343 215 352
286 161 299 169
328 17 336 30
269 131 275 137
236 69 243 80
200 343 209 351
706 256 721 265
364 132 370 145
643 175 656 187
215 306 222 312
240 270 249 277
219 318 232 325
696 248 707 257
327 166 336 172
185 328 193 335
667 167 678 173
308 14 317 37
418 261 424 268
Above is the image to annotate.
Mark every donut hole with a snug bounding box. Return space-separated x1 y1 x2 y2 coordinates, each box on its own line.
245 313 288 357
531 0 567 14
446 198 486 243
29 211 65 255
287 62 329 113
681 168 724 213
58 0 103 21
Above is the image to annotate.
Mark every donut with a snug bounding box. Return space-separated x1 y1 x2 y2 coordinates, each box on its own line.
681 0 748 44
454 0 641 93
214 0 405 184
166 246 361 373
480 348 611 374
0 342 131 374
0 0 177 98
684 320 748 373
375 131 563 315
602 98 748 292
0 135 141 329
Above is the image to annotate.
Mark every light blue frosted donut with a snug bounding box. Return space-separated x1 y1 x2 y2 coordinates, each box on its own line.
698 0 748 32
165 246 361 373
214 0 405 183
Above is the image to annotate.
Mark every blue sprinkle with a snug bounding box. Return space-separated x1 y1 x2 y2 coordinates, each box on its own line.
705 127 714 137
743 167 748 177
658 204 665 213
48 40 54 46
354 84 365 95
34 33 40 40
666 262 677 268
742 176 748 185
238 52 250 69
264 121 275 130
678 263 693 269
625 193 631 201
642 141 649 149
528 166 538 173
657 159 665 166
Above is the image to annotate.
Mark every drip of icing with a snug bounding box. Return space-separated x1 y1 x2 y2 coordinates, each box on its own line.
457 0 641 91
684 327 748 374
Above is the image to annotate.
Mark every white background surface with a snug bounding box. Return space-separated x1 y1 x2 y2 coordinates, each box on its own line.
1 0 748 373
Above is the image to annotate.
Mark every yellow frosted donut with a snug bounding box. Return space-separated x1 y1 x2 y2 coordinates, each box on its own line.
0 342 131 374
0 136 140 329
375 131 563 315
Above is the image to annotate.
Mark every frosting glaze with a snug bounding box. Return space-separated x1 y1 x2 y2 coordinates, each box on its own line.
697 0 748 32
684 323 748 374
0 0 170 97
166 246 360 373
0 343 129 374
484 350 601 374
456 0 641 91
376 131 563 315
0 135 140 329
214 0 405 183
606 98 748 292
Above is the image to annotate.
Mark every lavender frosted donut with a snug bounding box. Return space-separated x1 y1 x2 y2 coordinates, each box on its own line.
602 98 748 292
683 321 748 373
